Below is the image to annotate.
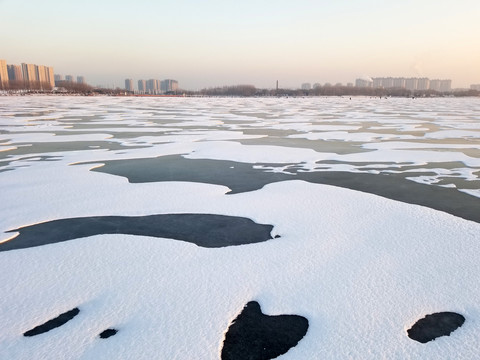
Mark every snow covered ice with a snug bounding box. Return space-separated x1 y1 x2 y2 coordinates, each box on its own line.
0 96 479 359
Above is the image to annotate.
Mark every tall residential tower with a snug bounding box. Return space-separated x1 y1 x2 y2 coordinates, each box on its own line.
125 79 134 92
0 60 9 88
7 64 23 82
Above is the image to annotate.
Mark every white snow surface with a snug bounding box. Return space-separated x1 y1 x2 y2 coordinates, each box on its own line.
0 96 480 359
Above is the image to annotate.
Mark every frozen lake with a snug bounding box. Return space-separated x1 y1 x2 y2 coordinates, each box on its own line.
0 96 479 359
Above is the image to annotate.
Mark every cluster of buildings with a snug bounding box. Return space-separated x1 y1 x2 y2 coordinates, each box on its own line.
301 77 457 92
355 77 452 92
54 74 86 86
0 59 55 89
125 78 179 94
301 82 353 90
0 59 89 91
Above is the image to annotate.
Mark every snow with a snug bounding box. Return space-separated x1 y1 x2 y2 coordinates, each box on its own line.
0 132 114 143
289 130 416 142
0 96 479 359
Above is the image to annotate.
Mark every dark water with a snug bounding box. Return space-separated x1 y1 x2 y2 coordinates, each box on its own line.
407 312 465 343
88 155 480 224
3 214 274 252
221 301 309 360
23 308 80 337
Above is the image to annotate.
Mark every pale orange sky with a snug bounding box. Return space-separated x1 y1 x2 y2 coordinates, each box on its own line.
2 0 479 89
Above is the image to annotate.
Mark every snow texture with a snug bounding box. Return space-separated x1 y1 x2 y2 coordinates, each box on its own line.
0 96 479 359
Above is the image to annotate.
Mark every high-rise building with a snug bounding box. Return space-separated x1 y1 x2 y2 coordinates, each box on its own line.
146 79 153 94
417 78 430 91
135 78 179 94
440 79 452 92
355 78 373 88
405 78 418 91
393 78 406 88
32 65 55 89
383 77 394 88
46 67 54 88
0 60 9 88
54 74 63 87
36 65 47 85
22 63 38 83
170 79 178 92
146 79 159 94
125 79 134 91
65 75 74 82
7 64 23 81
429 79 453 92
372 78 383 88
77 76 85 84
138 80 146 94
471 84 480 91
360 76 452 91
1 60 53 89
161 79 179 93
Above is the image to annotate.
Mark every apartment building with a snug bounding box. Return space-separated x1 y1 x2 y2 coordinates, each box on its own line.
0 60 8 88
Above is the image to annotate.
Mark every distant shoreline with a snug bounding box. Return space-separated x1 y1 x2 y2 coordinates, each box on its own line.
1 92 479 98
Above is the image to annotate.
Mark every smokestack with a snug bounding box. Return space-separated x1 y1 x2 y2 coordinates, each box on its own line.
276 80 278 91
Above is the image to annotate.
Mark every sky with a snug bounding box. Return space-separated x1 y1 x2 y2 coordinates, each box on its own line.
1 0 479 89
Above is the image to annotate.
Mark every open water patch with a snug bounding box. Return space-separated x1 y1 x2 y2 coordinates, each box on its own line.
221 301 309 360
2 214 275 251
407 312 465 343
23 308 80 337
86 154 293 194
99 328 118 339
88 155 480 224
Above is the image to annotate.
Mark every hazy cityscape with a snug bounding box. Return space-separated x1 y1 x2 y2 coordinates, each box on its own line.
1 58 480 97
128 78 179 95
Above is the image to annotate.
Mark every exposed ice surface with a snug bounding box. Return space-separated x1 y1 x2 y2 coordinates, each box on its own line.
1 96 479 190
0 96 479 359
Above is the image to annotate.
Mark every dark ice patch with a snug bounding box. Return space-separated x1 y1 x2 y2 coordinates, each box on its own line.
24 308 80 337
99 328 118 339
221 301 309 360
86 155 480 224
2 214 274 252
407 312 465 343
86 154 292 194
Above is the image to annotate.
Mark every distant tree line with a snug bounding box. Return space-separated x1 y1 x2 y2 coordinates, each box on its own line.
195 85 480 98
198 85 257 96
2 82 480 97
1 80 53 91
54 81 95 94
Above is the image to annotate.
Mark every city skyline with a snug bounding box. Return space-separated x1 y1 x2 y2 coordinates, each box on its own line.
355 76 452 92
0 58 465 94
126 78 178 94
1 0 479 89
